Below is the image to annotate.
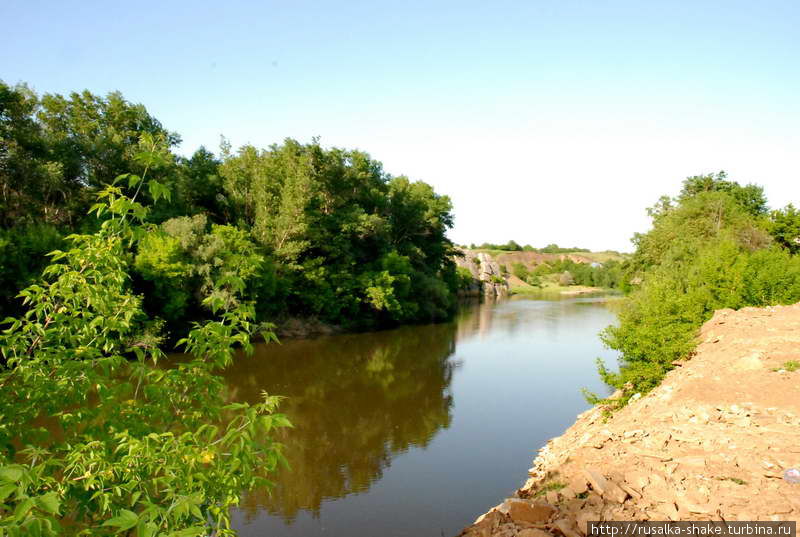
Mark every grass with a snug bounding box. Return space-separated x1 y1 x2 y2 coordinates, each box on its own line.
509 277 604 296
716 476 747 485
533 481 566 498
773 360 800 372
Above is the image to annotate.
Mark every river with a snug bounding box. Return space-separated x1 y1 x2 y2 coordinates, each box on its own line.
223 294 619 536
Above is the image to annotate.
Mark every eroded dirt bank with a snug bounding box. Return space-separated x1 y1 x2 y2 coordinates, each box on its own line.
458 303 800 537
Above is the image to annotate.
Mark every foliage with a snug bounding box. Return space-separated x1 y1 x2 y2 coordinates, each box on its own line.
218 139 457 327
538 243 590 253
1 81 458 332
0 81 179 228
558 271 575 286
677 171 768 218
134 214 280 331
511 262 529 281
525 273 542 287
455 266 475 290
0 145 288 536
595 174 800 404
768 204 800 254
0 224 65 319
530 258 623 289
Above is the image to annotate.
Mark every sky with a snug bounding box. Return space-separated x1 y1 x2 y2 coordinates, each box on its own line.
3 0 799 252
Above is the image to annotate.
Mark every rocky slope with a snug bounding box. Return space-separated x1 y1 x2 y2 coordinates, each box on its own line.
455 249 509 298
457 303 800 537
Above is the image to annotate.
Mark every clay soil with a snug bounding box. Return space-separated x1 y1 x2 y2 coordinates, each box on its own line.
458 303 800 537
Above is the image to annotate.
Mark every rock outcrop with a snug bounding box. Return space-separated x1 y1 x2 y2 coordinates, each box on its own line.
457 303 800 536
455 249 509 298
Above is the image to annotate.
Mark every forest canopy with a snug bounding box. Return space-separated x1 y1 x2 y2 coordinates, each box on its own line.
0 81 459 332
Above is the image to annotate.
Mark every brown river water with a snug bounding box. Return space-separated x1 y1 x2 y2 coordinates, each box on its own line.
221 294 619 536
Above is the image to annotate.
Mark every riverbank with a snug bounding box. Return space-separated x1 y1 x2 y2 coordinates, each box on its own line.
457 302 800 536
508 280 606 296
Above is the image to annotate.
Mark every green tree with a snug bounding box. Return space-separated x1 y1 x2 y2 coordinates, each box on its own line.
768 204 800 254
678 171 768 217
596 176 800 405
218 139 457 326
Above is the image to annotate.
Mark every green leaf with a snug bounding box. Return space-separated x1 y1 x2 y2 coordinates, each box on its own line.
36 491 60 515
102 509 139 532
0 465 23 483
0 482 16 501
148 181 169 202
138 521 158 537
13 497 35 520
22 517 42 537
166 527 205 537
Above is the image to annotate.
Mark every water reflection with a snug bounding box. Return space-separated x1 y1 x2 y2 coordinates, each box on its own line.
218 295 619 537
224 323 461 522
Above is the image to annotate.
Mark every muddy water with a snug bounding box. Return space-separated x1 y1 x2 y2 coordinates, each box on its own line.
225 295 619 536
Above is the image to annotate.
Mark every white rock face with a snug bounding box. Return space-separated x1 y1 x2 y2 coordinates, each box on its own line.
454 249 509 298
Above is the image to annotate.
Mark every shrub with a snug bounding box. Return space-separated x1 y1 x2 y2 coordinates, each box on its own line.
0 147 288 535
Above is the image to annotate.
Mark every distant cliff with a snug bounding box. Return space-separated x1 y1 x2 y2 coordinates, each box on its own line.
454 249 623 297
454 248 509 298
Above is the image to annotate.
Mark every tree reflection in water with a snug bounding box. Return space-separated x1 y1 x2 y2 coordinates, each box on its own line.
220 322 461 523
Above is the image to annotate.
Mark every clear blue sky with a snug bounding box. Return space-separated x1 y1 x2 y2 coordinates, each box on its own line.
4 1 799 251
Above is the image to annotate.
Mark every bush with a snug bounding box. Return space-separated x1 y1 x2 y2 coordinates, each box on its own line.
511 262 529 280
456 266 475 290
0 160 288 535
558 271 575 286
525 273 542 287
596 179 800 404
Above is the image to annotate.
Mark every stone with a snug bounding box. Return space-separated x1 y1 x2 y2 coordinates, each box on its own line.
568 474 589 494
768 502 793 515
581 468 628 503
732 417 752 427
518 529 554 537
469 509 504 537
654 501 680 521
619 483 642 500
675 455 706 469
504 499 556 524
560 486 577 500
633 449 673 461
624 470 650 491
583 468 609 495
605 481 630 504
675 491 713 514
576 511 600 536
546 490 560 504
553 518 581 537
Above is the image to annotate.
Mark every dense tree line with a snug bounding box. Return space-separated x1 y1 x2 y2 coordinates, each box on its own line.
0 81 458 332
591 172 800 404
466 240 593 253
511 258 623 289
